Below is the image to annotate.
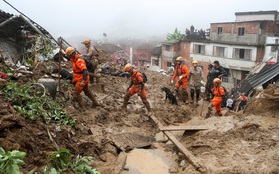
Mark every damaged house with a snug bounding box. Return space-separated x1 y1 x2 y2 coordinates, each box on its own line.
0 10 57 66
190 10 279 87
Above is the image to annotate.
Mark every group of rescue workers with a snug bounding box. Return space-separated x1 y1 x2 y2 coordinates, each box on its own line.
62 39 246 117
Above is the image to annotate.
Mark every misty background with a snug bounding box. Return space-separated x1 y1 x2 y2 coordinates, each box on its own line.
0 0 278 46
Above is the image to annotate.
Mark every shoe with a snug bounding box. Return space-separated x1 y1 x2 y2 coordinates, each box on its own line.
205 113 211 119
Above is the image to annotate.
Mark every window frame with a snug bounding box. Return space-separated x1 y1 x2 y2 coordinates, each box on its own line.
217 26 223 35
238 27 245 36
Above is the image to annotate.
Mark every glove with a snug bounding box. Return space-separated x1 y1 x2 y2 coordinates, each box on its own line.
80 81 85 87
178 79 182 85
179 75 183 79
171 80 174 84
201 80 205 86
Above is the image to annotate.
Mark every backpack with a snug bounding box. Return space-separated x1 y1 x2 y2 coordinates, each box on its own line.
142 72 147 83
219 86 228 108
76 58 94 72
137 70 147 83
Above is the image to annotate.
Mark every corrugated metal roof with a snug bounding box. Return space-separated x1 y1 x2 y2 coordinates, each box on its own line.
150 46 162 55
238 62 279 94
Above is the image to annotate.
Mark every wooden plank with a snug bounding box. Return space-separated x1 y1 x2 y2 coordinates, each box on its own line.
113 152 127 174
150 115 206 173
160 126 209 131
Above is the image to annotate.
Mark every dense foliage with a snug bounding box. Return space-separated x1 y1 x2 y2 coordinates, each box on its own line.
0 82 77 126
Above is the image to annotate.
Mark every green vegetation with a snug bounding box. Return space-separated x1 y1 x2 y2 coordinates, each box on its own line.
1 82 77 126
72 155 100 174
50 149 71 171
0 147 26 174
0 65 14 78
39 149 100 174
0 147 100 174
166 28 183 41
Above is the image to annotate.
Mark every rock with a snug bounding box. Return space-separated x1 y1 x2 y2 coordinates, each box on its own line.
169 165 179 173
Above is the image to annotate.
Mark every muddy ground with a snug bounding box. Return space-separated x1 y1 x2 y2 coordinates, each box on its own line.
0 60 279 174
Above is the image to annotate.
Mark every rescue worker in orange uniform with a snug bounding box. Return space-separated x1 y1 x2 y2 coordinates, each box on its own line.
171 56 190 104
81 39 100 83
65 47 99 108
205 78 225 118
81 39 99 60
238 93 248 110
122 63 151 112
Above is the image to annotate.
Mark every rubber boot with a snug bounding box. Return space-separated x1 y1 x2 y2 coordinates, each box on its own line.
84 88 99 107
91 73 101 83
73 90 84 108
190 89 194 104
195 97 199 106
205 104 212 118
182 89 188 104
217 110 222 116
122 92 130 110
142 98 151 112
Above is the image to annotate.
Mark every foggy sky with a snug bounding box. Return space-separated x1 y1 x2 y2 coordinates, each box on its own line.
0 0 278 41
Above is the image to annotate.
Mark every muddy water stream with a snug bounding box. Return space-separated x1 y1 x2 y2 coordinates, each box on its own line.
122 147 176 174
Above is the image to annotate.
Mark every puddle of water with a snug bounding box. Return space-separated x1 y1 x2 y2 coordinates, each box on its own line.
122 148 175 174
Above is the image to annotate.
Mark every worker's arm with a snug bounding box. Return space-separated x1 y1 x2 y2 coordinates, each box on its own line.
219 67 227 78
182 66 189 79
127 79 133 91
82 69 88 80
200 68 204 81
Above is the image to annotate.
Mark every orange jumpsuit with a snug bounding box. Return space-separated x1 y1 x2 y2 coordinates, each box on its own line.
211 86 225 114
172 64 189 89
128 69 147 99
70 54 90 94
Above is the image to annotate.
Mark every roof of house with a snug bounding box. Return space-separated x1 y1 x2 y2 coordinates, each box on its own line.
238 62 279 94
0 10 57 45
95 43 123 54
136 43 156 50
150 45 162 55
161 40 180 45
0 10 37 39
210 20 275 25
235 10 278 16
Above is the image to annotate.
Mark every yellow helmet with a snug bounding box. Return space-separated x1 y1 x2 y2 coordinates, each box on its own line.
192 60 198 64
213 78 222 84
124 63 132 72
65 47 75 56
176 56 183 61
82 39 91 45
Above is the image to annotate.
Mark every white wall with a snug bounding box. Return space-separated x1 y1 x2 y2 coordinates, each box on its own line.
150 56 161 71
264 36 279 63
236 14 275 22
190 42 257 70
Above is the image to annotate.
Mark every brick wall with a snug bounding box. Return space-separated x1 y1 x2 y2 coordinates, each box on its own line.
256 46 265 62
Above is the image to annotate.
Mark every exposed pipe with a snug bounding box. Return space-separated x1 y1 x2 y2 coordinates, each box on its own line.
58 37 62 94
18 15 45 37
3 0 59 46
0 15 18 27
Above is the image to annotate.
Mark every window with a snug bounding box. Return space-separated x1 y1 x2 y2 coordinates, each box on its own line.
167 61 172 67
271 46 278 52
238 27 245 36
193 44 205 54
165 45 171 51
217 27 223 35
152 59 159 66
213 46 226 57
233 48 251 60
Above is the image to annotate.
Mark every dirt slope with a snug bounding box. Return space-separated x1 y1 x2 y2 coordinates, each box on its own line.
1 61 279 174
